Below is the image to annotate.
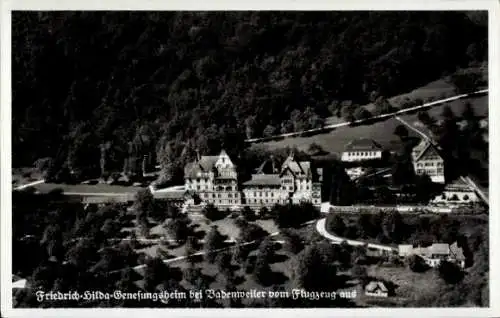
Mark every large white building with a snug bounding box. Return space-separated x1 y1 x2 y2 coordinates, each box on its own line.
184 150 322 208
242 153 322 207
184 150 241 205
341 138 383 162
411 139 445 183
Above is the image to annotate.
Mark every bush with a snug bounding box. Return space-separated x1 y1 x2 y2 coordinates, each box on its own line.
244 256 256 274
202 204 227 221
241 206 257 221
407 254 429 273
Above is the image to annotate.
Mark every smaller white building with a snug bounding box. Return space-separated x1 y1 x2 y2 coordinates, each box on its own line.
364 281 389 298
341 139 383 162
431 178 479 204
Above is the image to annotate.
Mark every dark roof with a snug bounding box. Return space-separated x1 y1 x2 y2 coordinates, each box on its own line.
411 139 442 162
243 174 281 186
344 138 382 151
184 155 219 179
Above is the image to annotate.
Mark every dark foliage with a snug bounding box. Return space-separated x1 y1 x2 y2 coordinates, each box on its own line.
271 202 320 228
13 12 486 180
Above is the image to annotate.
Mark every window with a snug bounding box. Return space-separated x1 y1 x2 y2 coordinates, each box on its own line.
289 186 293 191
218 193 221 198
228 193 232 198
212 193 215 198
197 185 200 190
254 192 257 197
271 192 274 197
259 192 262 197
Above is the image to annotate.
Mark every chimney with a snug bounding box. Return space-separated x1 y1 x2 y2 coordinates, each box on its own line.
270 155 276 173
289 149 294 161
196 149 200 161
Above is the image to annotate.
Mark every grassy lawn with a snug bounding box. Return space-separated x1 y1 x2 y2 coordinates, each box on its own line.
256 65 488 158
365 264 443 306
254 116 414 157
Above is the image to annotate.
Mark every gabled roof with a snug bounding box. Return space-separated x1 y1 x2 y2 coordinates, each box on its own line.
449 242 466 261
365 281 388 293
184 155 219 179
412 139 442 162
344 138 382 152
428 243 450 256
280 155 311 177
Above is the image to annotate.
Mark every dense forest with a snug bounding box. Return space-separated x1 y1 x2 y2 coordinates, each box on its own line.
12 11 487 183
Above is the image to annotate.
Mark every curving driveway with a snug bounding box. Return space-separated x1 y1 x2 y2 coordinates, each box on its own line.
316 218 397 253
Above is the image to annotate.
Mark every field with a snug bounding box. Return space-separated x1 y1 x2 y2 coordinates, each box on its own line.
29 182 145 194
364 265 443 306
256 94 488 158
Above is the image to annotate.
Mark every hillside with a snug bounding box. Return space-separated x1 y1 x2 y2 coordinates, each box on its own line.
12 12 487 183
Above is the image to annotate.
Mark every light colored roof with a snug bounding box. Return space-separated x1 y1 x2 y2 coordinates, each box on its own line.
344 138 382 152
365 281 388 292
12 279 27 289
398 244 414 255
243 174 281 186
449 242 466 261
428 243 450 255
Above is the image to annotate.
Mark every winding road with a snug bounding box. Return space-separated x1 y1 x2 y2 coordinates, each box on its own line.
315 218 397 253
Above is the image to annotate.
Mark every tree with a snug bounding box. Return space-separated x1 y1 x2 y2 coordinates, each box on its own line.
215 252 233 275
326 214 346 236
166 218 190 243
204 226 225 263
183 265 203 285
393 124 409 139
438 260 464 284
351 264 368 281
381 210 405 243
238 222 267 243
143 256 170 292
292 243 338 291
184 236 198 263
253 250 272 285
408 254 428 273
449 72 483 94
353 107 373 121
241 206 256 221
134 189 154 222
461 102 476 121
281 229 304 254
262 124 277 138
202 204 226 221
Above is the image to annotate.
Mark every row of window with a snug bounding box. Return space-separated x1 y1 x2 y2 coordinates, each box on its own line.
347 151 380 157
205 199 240 205
416 169 444 176
417 161 443 167
203 192 239 199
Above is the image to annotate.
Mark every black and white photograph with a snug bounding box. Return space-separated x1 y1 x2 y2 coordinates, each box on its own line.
1 1 499 317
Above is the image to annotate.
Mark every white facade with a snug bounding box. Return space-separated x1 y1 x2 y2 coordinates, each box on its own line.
412 140 445 184
341 150 382 162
